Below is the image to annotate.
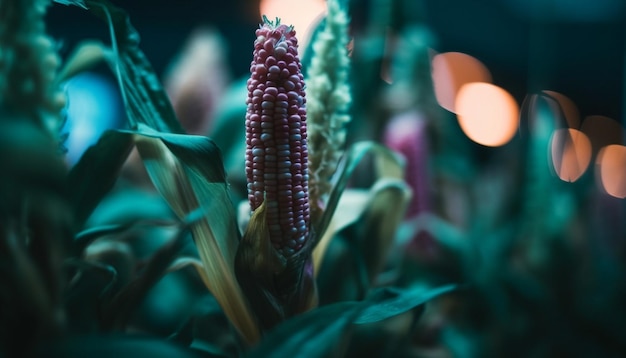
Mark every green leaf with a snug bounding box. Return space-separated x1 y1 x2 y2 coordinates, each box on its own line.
56 40 110 84
316 180 411 303
64 258 120 333
234 202 287 331
313 141 405 274
350 179 412 285
247 302 362 358
62 0 185 133
316 232 364 304
57 0 258 342
354 284 458 324
129 127 260 344
248 284 457 358
100 224 188 330
166 257 211 289
69 124 258 341
74 223 132 256
53 0 87 8
312 189 369 277
74 214 186 257
189 339 232 358
314 141 404 247
133 124 227 184
67 130 135 227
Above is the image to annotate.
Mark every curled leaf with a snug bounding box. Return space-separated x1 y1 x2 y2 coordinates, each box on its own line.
354 284 458 324
249 284 457 358
235 202 285 330
167 257 210 289
131 128 259 343
235 202 318 331
352 179 412 283
315 141 404 244
313 141 406 275
316 179 412 302
248 302 362 358
312 189 369 276
56 40 110 84
67 130 135 227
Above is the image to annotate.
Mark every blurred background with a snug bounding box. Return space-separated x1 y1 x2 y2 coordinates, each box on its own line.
46 0 626 194
47 0 625 117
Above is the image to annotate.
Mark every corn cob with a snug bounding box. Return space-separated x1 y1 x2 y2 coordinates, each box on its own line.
245 18 309 257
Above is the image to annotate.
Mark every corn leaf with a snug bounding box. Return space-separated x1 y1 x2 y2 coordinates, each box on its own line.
58 0 184 133
354 284 457 324
68 125 258 342
100 223 189 330
349 179 412 284
313 141 405 270
56 40 110 84
53 0 87 8
166 257 211 290
67 130 135 227
73 222 133 256
317 179 412 303
247 302 362 358
57 0 258 342
312 189 369 276
248 284 456 358
130 127 259 344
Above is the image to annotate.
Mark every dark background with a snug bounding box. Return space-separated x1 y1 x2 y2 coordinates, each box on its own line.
46 0 626 122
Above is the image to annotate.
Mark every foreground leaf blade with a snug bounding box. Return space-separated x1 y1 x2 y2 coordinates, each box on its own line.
247 302 361 358
67 130 135 227
248 284 457 357
354 284 458 324
132 129 259 344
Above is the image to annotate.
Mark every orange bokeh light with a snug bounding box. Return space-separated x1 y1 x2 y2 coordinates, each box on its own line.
596 145 626 198
455 82 519 147
541 90 580 129
259 0 326 50
550 128 592 182
431 52 492 113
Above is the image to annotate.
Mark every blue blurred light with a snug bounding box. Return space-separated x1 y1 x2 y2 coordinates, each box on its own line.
63 72 123 165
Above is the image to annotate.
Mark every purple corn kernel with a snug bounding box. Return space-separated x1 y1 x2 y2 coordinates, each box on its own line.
245 20 310 256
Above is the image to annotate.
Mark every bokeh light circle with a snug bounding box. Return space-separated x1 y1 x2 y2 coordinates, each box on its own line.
431 52 492 113
259 0 326 50
541 90 580 129
455 82 519 147
596 144 626 198
550 128 592 182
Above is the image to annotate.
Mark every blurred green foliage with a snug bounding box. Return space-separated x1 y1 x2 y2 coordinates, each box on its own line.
1 0 625 357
